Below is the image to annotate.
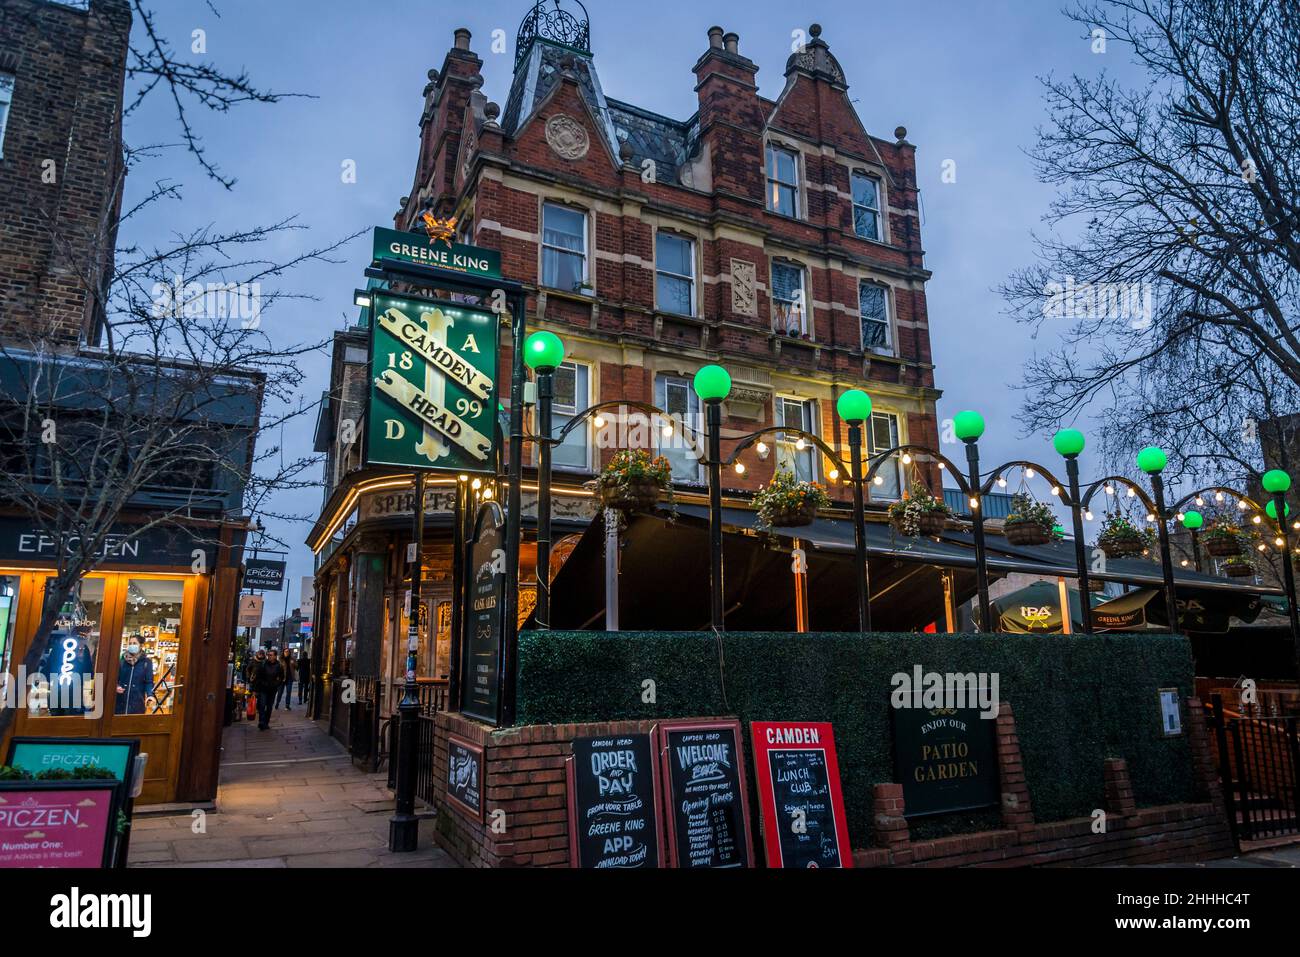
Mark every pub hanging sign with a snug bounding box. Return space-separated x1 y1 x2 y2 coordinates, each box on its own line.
364 290 501 476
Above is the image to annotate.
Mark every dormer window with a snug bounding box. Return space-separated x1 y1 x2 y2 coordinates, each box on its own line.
766 145 799 217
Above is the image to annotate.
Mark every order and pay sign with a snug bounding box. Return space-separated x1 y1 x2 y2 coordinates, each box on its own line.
364 289 501 476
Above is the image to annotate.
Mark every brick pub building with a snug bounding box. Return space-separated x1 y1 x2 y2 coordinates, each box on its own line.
307 6 943 727
0 0 256 804
306 2 1238 867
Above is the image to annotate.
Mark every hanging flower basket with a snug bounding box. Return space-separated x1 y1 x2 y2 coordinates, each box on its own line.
1222 559 1254 578
1096 514 1152 558
598 478 662 513
1087 578 1106 593
887 491 951 537
754 472 830 530
1002 492 1056 546
1204 520 1247 558
1004 522 1053 546
1206 539 1244 558
767 501 817 528
592 450 674 515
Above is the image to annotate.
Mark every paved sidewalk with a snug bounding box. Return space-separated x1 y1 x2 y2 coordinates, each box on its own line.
128 706 456 868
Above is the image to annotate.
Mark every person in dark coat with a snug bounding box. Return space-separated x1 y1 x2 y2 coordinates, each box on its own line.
296 651 311 705
276 650 295 711
251 647 284 730
115 639 155 715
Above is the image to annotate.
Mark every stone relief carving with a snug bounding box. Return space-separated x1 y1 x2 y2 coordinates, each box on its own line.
544 113 590 160
730 259 757 316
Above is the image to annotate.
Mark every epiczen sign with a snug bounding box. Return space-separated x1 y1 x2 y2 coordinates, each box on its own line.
750 721 853 869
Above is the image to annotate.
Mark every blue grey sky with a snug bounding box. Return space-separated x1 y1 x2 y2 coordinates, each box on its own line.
121 0 1140 606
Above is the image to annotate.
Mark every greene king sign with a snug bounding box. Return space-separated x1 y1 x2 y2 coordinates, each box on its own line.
372 227 501 279
365 291 500 475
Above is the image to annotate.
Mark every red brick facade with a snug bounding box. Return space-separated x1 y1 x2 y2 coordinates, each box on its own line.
432 697 1233 868
396 18 942 501
0 0 130 346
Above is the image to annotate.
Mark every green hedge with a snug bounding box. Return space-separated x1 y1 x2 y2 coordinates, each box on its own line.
517 631 1198 847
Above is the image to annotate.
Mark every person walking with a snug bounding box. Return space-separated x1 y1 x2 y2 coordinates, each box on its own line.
251 647 284 730
277 650 295 711
297 651 311 706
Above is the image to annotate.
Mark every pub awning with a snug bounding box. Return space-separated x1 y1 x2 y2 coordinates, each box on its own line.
542 506 992 633
1090 587 1265 633
540 501 1283 634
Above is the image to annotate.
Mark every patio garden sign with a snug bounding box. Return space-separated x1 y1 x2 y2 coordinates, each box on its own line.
365 289 501 476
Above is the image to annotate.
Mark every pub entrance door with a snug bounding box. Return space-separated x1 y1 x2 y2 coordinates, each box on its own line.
7 571 196 803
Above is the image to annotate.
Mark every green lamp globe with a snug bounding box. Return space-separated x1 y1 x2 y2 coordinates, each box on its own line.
523 331 565 371
692 364 732 402
1266 500 1291 520
837 389 873 423
952 410 985 442
1052 428 1086 457
1136 446 1167 474
1181 510 1203 530
1262 469 1292 494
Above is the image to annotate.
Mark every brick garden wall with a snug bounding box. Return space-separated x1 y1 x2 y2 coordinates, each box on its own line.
431 697 1233 868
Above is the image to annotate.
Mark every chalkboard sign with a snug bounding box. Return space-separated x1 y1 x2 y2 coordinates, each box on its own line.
446 735 483 821
751 721 853 869
460 504 504 725
659 719 754 869
566 734 662 868
0 781 119 868
892 706 999 818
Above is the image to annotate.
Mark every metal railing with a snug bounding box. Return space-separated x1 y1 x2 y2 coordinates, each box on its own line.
1208 694 1300 844
384 680 450 806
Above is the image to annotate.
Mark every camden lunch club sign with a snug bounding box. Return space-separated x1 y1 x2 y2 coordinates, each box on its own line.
750 721 853 869
365 289 501 475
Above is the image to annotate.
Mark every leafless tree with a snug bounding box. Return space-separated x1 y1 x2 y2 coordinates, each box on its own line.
1005 0 1300 488
0 2 354 732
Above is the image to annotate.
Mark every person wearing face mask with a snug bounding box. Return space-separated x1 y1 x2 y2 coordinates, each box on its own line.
115 637 155 715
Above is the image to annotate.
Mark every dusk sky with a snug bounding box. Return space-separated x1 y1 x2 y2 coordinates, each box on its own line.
121 0 1148 608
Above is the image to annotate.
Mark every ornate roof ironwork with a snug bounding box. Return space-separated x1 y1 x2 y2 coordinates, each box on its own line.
515 0 591 68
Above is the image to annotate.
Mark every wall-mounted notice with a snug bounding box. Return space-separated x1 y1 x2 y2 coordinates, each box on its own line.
566 733 662 868
658 719 753 869
750 721 853 868
446 735 483 821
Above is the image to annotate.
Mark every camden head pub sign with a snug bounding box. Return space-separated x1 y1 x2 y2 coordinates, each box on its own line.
364 290 501 476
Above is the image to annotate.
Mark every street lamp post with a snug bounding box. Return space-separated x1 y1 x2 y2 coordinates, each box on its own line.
693 365 732 631
1137 447 1180 634
1181 510 1204 573
523 332 565 630
1262 469 1300 675
837 389 874 634
1053 428 1093 633
954 411 991 631
389 469 425 852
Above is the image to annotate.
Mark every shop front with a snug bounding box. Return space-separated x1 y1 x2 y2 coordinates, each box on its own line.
306 471 595 758
0 516 245 804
